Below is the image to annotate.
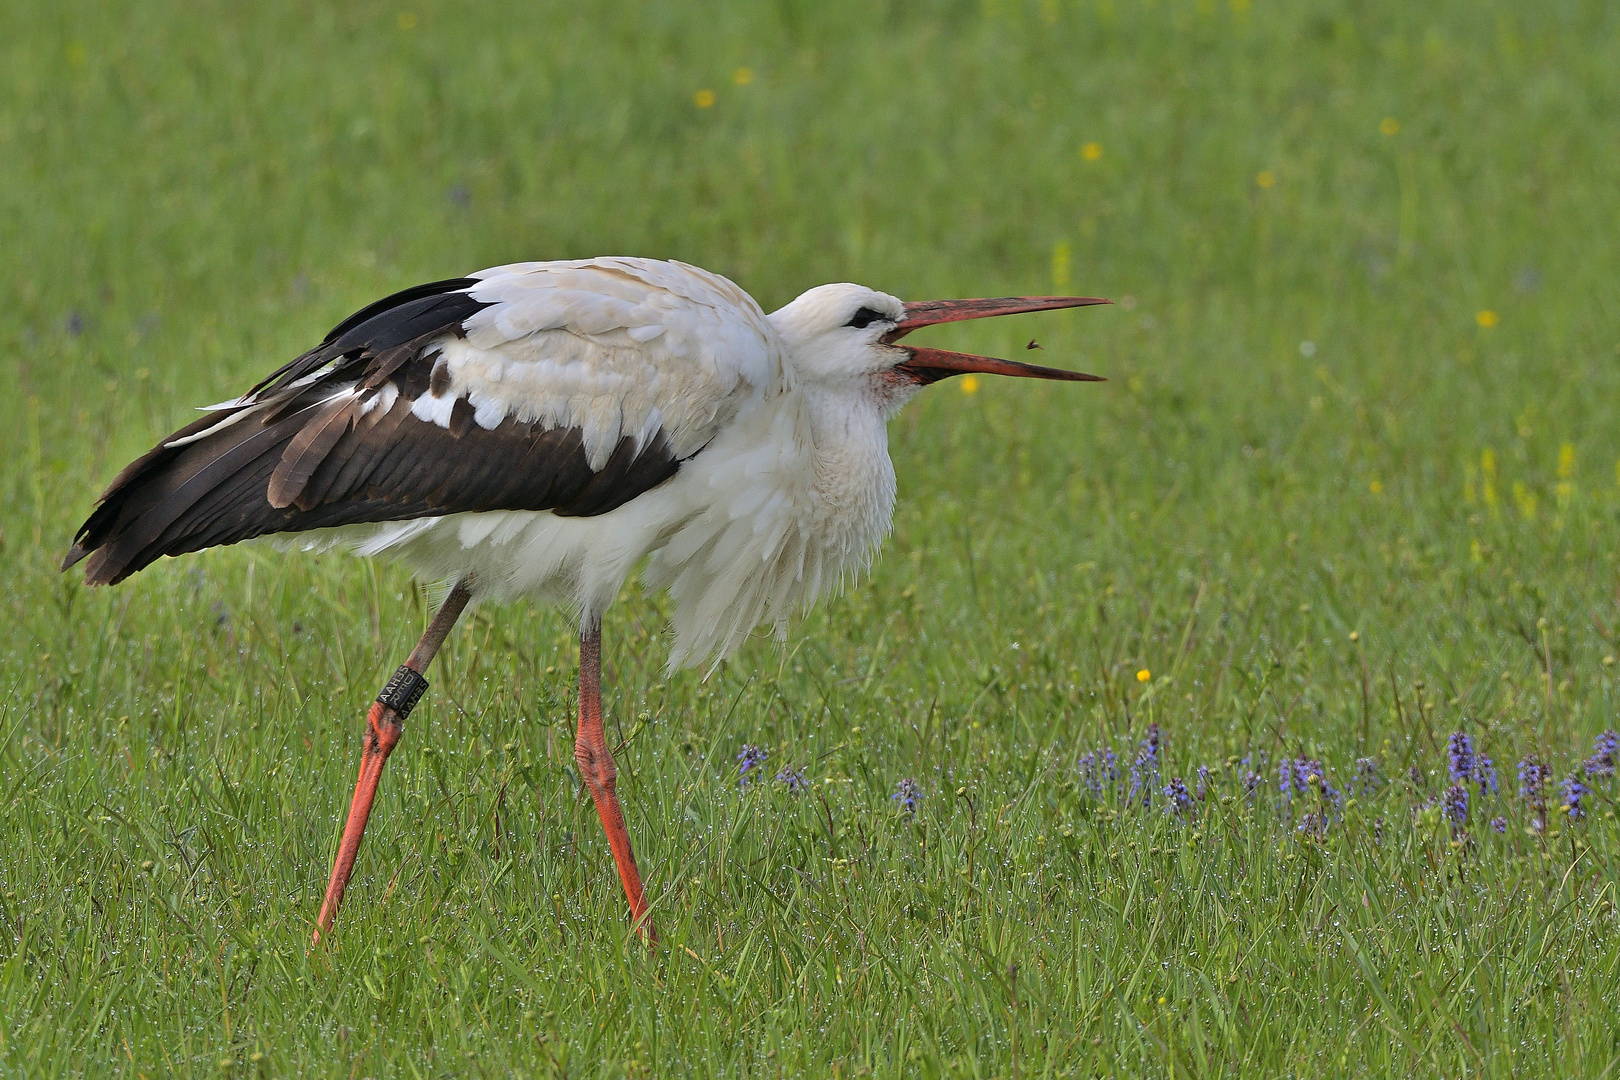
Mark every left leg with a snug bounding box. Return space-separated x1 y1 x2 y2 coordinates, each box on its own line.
313 579 472 945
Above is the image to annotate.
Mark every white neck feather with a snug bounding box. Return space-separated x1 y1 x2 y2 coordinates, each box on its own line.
647 382 897 670
801 383 898 556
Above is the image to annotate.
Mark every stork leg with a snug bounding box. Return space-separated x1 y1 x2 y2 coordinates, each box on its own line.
574 620 656 943
312 579 473 945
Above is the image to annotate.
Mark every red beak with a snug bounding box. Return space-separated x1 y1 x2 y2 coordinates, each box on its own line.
883 296 1110 385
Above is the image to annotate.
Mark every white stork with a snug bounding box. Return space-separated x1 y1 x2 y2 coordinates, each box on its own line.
63 258 1106 944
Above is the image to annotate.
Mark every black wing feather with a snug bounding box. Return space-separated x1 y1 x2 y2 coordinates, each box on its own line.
323 278 485 347
248 277 488 399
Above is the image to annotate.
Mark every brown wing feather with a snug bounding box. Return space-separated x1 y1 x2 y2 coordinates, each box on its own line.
267 395 362 510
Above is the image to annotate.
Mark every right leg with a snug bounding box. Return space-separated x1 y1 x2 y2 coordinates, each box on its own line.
573 619 656 943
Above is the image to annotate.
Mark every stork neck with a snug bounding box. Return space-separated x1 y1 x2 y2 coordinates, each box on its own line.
798 383 897 522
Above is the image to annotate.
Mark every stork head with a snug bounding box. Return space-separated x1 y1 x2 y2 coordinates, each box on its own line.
768 282 1108 412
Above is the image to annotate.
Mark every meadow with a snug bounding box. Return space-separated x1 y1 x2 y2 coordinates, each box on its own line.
3 0 1619 1074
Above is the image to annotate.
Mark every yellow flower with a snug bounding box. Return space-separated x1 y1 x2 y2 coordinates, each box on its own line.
1255 170 1276 189
1475 309 1498 328
732 67 754 85
1081 142 1103 161
1369 479 1383 494
1379 117 1400 136
693 89 716 108
1554 444 1576 508
960 375 980 395
1136 669 1151 683
1051 240 1072 292
1512 481 1537 520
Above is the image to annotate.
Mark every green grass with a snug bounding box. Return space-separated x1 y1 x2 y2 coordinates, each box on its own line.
4 0 1620 1074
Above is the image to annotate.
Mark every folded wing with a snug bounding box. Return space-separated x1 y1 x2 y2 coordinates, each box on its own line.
64 259 783 586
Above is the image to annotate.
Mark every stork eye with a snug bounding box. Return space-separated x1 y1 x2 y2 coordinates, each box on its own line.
845 307 889 330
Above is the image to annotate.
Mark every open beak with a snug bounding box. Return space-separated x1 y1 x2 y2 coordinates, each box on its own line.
883 296 1110 385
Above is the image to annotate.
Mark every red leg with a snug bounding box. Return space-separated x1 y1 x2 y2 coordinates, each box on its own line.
574 620 656 944
312 580 472 945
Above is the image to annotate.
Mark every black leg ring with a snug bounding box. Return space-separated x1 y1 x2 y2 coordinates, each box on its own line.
377 665 429 720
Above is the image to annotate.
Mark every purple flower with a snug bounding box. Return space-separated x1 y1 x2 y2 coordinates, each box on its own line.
1443 783 1469 834
1445 733 1497 796
1078 749 1118 798
736 744 768 789
1311 762 1341 806
892 778 922 815
1518 757 1550 832
1141 723 1162 762
1489 816 1508 834
1195 765 1211 801
1278 756 1341 834
1583 730 1617 778
1281 757 1338 806
1517 757 1548 801
1447 731 1475 784
1560 776 1589 822
1352 757 1381 797
1128 725 1162 808
1241 757 1261 802
774 766 808 794
1128 765 1150 807
1163 777 1195 816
